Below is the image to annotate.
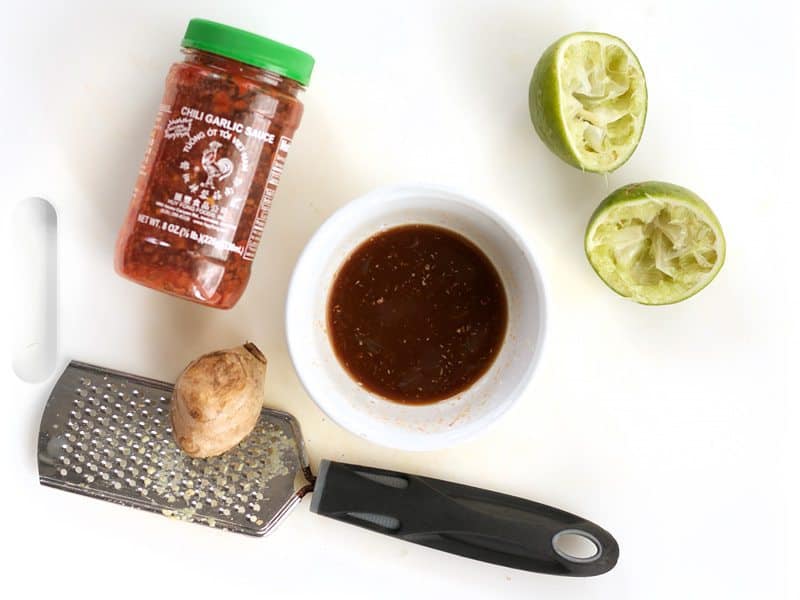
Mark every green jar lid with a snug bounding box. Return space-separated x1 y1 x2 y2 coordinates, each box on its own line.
181 19 314 86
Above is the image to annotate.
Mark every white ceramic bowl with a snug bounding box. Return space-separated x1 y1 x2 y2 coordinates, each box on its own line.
286 185 547 450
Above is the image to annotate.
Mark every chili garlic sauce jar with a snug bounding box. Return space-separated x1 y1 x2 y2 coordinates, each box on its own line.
115 19 314 308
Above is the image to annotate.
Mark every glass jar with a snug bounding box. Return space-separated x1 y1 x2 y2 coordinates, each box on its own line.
115 19 314 308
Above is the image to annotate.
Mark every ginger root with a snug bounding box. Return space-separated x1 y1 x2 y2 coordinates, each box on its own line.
171 342 267 458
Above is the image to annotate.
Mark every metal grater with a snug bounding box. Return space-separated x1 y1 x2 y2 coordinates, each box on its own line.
36 363 620 576
37 361 313 535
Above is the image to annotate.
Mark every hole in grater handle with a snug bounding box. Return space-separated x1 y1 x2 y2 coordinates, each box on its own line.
552 529 602 563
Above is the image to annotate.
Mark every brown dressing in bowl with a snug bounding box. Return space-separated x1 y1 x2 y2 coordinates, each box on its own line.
327 224 507 404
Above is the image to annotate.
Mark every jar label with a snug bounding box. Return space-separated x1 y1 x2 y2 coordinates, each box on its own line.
131 103 284 260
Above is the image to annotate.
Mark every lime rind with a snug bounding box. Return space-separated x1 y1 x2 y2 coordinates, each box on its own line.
585 182 725 305
529 32 647 173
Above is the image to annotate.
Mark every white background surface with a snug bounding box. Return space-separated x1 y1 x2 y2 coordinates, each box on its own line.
1 1 797 598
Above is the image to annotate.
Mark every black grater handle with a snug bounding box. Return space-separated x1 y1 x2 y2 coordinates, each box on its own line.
309 460 618 576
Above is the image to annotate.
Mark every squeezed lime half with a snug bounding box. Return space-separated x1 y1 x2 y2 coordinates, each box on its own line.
529 32 647 173
585 182 725 305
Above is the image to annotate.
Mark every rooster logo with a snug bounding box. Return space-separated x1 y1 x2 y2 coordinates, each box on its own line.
200 141 234 189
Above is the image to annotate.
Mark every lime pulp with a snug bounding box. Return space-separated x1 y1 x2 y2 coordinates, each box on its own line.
585 182 725 304
529 32 647 173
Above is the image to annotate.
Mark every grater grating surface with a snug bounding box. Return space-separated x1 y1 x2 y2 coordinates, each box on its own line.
38 361 311 536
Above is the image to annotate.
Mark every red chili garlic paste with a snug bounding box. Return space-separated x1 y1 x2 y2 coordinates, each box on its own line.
115 20 314 308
